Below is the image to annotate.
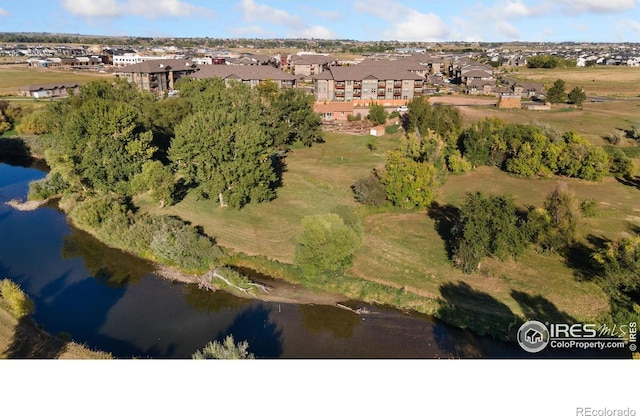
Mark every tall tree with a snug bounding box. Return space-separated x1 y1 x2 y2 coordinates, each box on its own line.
379 150 441 209
568 86 587 108
268 88 323 147
169 92 276 209
546 79 567 103
367 102 387 126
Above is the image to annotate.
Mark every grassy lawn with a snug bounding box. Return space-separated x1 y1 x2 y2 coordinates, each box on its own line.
351 166 638 322
0 65 112 96
142 130 634 324
147 132 400 263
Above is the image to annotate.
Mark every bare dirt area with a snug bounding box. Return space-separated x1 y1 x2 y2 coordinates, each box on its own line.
430 95 497 106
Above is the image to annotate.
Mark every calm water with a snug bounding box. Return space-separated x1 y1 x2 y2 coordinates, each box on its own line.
0 159 629 358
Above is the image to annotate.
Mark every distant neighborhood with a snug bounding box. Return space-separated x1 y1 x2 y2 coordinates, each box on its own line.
4 39 640 111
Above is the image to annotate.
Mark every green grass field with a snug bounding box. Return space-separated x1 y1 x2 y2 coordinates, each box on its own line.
147 133 399 263
141 130 634 324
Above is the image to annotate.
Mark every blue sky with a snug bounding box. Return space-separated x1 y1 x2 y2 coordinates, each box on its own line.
0 0 639 42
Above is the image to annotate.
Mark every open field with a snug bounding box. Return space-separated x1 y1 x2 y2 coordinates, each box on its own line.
146 132 399 263
458 99 640 144
142 131 634 324
0 65 112 96
508 66 640 98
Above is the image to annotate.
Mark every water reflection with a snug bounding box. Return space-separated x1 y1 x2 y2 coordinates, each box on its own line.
298 303 361 339
61 226 153 287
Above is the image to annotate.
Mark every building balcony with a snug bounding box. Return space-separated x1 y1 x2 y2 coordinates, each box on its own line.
394 81 402 88
353 81 362 87
335 90 345 97
377 89 386 96
353 89 361 96
377 81 386 88
335 81 346 88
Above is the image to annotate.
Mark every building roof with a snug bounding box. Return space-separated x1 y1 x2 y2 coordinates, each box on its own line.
291 54 334 65
321 65 424 82
314 101 354 112
189 65 296 81
20 82 80 92
115 59 197 74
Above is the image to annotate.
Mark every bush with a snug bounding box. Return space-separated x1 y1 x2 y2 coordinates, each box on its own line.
347 113 362 122
606 130 626 145
28 172 66 200
0 278 35 318
580 199 599 218
447 150 472 173
294 213 361 278
351 173 387 207
16 111 51 135
192 335 254 359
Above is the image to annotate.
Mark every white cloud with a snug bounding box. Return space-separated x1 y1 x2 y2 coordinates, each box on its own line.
497 21 521 39
240 0 303 27
60 0 212 18
353 0 449 41
239 0 336 38
298 25 338 39
556 0 639 14
0 7 10 16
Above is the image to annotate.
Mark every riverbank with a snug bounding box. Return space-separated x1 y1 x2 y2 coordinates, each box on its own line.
0 299 111 359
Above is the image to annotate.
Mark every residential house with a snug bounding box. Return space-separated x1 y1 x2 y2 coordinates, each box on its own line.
19 82 80 98
115 59 198 93
313 101 354 121
188 65 296 88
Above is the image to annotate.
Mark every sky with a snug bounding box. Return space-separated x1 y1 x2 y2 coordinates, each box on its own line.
0 0 639 42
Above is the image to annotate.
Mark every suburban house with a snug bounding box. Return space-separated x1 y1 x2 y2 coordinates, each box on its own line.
19 82 80 98
312 63 425 102
115 59 198 93
188 65 297 88
313 101 355 121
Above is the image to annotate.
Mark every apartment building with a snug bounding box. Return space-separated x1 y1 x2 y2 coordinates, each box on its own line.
115 59 198 93
189 64 297 88
312 64 425 102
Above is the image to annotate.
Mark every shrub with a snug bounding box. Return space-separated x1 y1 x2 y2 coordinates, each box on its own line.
606 130 626 145
347 113 362 122
351 173 387 207
580 199 599 218
294 213 361 278
192 335 254 359
28 172 67 200
0 278 35 318
16 111 51 135
447 150 473 173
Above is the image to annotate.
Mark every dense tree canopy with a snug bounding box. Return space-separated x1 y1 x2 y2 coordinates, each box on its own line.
546 79 567 103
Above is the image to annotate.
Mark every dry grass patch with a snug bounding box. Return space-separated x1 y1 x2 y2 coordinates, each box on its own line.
0 65 111 95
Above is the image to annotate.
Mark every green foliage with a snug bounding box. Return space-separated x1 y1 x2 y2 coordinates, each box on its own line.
446 150 472 173
631 121 640 141
351 173 388 207
28 172 66 200
385 124 400 134
0 101 22 135
580 199 599 218
367 102 387 126
16 111 51 135
405 97 462 141
527 55 561 68
546 79 567 103
603 146 635 177
0 278 35 318
452 192 529 273
593 236 640 292
294 213 362 278
192 335 255 359
169 83 276 209
380 150 441 209
130 160 175 207
268 88 323 147
530 184 581 254
347 113 362 122
568 86 587 107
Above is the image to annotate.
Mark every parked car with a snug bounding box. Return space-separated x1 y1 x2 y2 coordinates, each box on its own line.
397 105 408 112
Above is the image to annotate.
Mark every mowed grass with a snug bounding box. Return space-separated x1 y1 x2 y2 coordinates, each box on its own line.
351 166 633 321
0 65 111 95
149 132 399 263
509 66 640 98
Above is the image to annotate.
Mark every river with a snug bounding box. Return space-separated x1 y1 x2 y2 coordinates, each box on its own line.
0 158 630 358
